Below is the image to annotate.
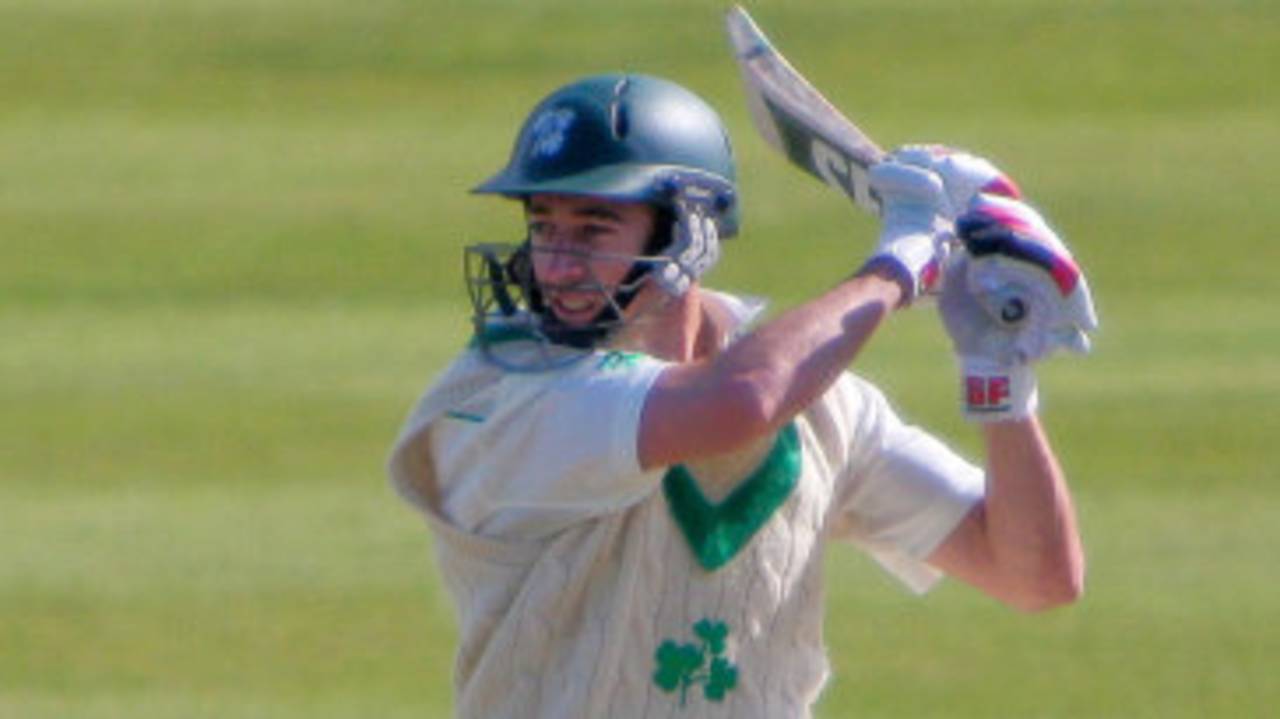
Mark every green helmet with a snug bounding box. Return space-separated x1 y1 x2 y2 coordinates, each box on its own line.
474 73 739 236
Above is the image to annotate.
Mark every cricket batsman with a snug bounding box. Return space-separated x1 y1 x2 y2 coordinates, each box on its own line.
389 72 1097 717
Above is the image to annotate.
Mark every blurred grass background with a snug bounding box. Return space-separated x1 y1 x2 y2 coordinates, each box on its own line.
2 0 1278 716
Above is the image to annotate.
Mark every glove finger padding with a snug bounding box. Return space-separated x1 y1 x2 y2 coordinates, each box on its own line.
891 145 1023 218
957 194 1098 362
967 257 1097 361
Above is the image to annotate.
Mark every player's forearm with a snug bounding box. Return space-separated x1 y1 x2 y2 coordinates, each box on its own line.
639 152 946 470
716 268 902 432
980 417 1085 610
639 270 901 468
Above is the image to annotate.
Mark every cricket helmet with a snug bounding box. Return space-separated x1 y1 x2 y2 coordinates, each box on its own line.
466 74 738 369
474 73 738 237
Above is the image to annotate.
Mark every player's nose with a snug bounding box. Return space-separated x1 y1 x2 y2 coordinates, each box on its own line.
537 245 589 285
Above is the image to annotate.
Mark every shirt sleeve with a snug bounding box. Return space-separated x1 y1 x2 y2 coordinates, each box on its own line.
826 375 985 594
431 351 669 539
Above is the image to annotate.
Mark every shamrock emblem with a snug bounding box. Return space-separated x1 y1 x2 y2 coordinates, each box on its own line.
652 619 739 707
527 108 575 158
598 351 642 372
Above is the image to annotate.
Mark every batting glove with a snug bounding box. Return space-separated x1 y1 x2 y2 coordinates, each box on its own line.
891 144 1023 217
863 161 951 304
940 195 1098 422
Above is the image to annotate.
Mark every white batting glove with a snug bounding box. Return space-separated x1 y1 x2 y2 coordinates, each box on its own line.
862 161 951 303
891 144 1023 217
940 195 1098 422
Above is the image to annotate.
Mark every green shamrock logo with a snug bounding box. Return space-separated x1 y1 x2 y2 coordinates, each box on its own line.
598 351 642 371
652 619 739 707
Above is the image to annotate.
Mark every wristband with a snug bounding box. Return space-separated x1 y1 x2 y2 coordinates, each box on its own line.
858 236 941 305
959 355 1038 422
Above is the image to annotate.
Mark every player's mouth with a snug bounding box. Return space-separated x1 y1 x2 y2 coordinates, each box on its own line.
547 292 603 325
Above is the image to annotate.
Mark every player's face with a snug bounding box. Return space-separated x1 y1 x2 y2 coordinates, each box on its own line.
525 194 656 327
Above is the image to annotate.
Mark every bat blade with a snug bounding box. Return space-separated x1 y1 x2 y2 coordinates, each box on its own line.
725 5 886 215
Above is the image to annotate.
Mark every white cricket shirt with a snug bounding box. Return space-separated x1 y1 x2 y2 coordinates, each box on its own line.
388 292 984 717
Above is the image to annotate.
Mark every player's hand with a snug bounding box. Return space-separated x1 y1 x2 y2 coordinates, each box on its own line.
939 195 1098 421
955 194 1098 362
863 161 951 304
890 144 1023 218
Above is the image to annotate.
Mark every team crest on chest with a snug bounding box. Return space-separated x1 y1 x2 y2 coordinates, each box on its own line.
527 107 575 158
653 619 739 707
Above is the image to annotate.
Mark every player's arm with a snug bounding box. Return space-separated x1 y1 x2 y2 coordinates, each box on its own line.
639 267 900 470
638 162 946 471
927 418 1085 612
905 155 1097 610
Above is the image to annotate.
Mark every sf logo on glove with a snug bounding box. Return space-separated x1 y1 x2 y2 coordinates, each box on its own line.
966 375 1012 412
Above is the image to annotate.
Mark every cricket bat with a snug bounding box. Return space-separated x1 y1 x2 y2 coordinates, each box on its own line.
725 5 886 215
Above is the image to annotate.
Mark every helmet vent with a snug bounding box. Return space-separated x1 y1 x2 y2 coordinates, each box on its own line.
609 77 631 140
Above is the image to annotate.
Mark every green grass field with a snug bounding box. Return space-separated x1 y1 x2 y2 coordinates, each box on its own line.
3 0 1278 716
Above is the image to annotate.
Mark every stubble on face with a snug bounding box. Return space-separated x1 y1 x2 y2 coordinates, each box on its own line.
525 194 656 327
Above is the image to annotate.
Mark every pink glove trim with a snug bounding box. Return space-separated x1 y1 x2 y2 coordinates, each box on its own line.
961 199 1081 296
981 175 1022 199
983 234 1081 296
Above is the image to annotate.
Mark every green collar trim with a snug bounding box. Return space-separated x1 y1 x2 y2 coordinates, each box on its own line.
468 323 540 348
663 423 801 571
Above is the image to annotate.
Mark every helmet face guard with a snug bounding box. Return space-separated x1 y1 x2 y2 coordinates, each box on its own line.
464 241 680 371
